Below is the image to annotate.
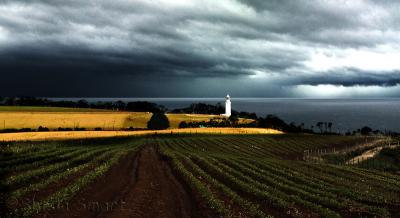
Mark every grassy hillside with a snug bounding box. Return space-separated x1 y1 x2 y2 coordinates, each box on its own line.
0 106 254 130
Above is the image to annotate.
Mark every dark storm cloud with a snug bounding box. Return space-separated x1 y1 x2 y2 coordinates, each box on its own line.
0 0 400 96
237 0 400 47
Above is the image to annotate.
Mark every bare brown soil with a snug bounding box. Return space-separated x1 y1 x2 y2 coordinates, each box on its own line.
40 145 198 218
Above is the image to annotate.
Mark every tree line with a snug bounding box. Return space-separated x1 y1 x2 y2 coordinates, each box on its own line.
171 102 258 119
0 97 166 113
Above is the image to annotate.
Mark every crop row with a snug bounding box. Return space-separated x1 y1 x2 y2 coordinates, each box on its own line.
159 136 400 217
5 147 112 188
158 139 270 218
9 149 118 201
16 150 129 217
4 137 144 217
165 135 361 160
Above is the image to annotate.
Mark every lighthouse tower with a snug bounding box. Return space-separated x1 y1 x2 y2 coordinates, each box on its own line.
224 94 231 117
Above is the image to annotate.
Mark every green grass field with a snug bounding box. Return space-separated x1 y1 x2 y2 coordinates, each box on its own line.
1 134 399 217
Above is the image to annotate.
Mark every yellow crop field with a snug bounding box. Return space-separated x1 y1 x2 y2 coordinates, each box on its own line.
0 110 254 130
0 112 150 130
0 128 282 142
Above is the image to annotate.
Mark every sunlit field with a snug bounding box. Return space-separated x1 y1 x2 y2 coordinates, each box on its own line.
0 128 281 142
0 106 254 130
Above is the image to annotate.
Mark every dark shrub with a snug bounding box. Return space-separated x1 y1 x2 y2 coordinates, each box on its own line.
1 128 18 133
361 126 372 135
178 121 188 128
77 99 89 108
19 128 33 132
147 113 170 130
38 126 49 132
94 127 102 131
58 127 73 131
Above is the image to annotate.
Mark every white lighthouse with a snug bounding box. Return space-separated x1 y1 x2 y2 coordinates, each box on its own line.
222 94 231 117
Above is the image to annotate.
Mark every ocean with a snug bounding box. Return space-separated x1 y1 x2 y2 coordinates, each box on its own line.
50 98 400 132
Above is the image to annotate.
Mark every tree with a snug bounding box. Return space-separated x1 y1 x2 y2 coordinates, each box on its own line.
372 130 381 135
171 103 224 115
360 126 372 135
38 126 49 132
147 113 170 130
113 100 126 110
5 97 15 106
316 122 324 133
263 115 288 130
300 123 305 131
178 121 188 128
228 116 239 126
328 122 333 133
77 99 89 108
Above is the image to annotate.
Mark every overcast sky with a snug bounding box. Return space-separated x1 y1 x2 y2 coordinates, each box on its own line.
1 0 400 97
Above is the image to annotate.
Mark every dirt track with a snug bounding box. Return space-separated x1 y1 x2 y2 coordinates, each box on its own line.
42 145 197 218
347 141 399 164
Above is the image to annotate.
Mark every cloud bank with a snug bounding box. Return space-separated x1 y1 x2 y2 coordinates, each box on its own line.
1 0 400 97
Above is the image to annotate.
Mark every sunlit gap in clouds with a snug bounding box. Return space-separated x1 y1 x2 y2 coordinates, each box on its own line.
293 84 400 98
0 26 7 42
304 47 400 72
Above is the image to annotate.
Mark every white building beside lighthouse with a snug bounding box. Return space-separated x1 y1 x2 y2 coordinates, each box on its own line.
221 94 231 117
